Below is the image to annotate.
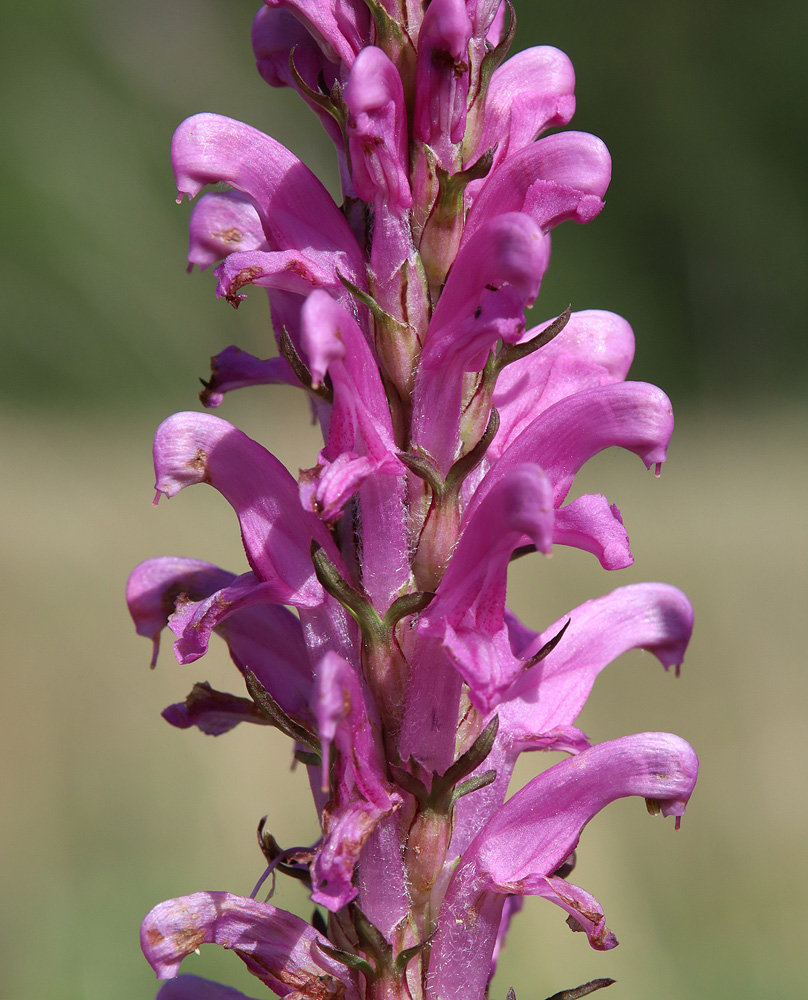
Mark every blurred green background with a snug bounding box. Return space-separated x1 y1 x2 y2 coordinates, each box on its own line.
2 2 806 999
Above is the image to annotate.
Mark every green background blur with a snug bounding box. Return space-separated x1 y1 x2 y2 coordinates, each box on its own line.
2 2 806 999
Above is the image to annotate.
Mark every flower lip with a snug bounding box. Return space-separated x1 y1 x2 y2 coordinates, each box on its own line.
171 113 365 282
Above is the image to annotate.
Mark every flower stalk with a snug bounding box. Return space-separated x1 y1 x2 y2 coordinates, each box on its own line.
127 3 698 999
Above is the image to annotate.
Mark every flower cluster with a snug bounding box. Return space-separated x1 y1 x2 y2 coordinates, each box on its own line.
127 3 698 999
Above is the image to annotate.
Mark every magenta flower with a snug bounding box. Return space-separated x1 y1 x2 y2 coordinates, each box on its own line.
129 4 698 999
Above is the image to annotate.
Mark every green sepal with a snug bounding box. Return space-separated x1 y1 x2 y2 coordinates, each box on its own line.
244 669 321 755
351 904 393 967
401 407 499 509
397 450 445 495
435 145 497 204
311 542 385 642
392 931 437 975
445 407 500 492
422 715 500 812
494 306 572 375
314 940 377 980
463 1 516 162
522 619 571 670
383 590 436 630
362 0 410 48
288 48 346 128
450 768 497 808
337 271 408 336
279 327 333 403
481 0 517 82
420 149 497 291
543 979 616 1000
390 762 430 809
443 714 500 787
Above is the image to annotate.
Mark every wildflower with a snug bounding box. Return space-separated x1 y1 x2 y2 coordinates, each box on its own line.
129 3 698 998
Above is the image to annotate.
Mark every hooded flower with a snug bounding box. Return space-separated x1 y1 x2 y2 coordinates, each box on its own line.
131 5 698 1000
427 734 699 1000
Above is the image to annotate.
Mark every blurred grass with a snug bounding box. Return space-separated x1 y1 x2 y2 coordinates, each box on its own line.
2 399 806 999
2 0 807 998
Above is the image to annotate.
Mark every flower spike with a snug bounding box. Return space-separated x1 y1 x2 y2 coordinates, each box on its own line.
133 7 698 1000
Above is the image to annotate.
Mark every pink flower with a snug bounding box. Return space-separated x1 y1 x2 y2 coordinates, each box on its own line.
129 3 698 998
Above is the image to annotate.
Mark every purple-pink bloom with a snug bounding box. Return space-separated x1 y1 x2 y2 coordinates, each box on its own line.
344 47 411 211
427 734 698 1000
311 651 403 910
413 0 473 159
130 5 698 1000
465 45 576 172
142 892 363 998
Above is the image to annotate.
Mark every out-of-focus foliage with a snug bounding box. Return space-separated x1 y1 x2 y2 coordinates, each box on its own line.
1 0 806 412
519 1 808 398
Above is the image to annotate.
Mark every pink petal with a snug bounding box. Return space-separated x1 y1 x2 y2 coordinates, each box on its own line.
430 464 555 631
187 191 267 271
428 734 698 1000
152 411 341 606
344 47 411 210
468 0 504 39
530 876 618 950
126 557 234 666
213 248 348 307
502 583 694 739
440 624 523 714
300 291 408 606
412 213 551 472
200 346 297 409
470 381 675 515
419 465 554 711
171 114 364 281
399 632 465 775
476 732 698 877
553 493 633 570
450 582 691 859
313 652 394 811
156 975 260 1000
484 1 507 45
414 0 473 155
468 46 576 170
491 309 636 460
426 215 550 369
463 131 612 244
127 558 313 723
489 895 523 982
300 452 379 522
252 7 339 92
169 572 310 683
251 8 347 164
311 652 402 911
356 816 410 938
312 798 390 911
447 724 590 867
262 0 369 67
301 291 396 463
141 891 361 997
